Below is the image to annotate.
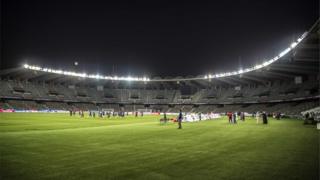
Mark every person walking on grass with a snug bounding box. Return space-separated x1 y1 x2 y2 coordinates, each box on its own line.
178 109 183 129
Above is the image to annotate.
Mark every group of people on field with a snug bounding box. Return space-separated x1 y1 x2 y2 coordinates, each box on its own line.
226 112 245 124
70 109 274 129
88 111 130 118
254 111 268 124
69 110 148 119
174 110 271 129
69 110 84 117
135 111 144 117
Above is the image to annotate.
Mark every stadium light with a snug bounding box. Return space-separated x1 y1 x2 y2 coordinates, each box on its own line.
290 42 298 48
279 47 291 57
22 63 150 82
202 31 307 79
21 31 308 82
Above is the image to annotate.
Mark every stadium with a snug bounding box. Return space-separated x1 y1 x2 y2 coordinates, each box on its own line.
0 1 319 180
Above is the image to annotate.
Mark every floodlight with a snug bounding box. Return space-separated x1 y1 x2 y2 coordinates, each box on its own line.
279 48 291 57
290 42 297 48
263 61 270 66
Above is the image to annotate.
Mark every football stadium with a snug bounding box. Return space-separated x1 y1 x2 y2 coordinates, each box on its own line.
1 1 319 180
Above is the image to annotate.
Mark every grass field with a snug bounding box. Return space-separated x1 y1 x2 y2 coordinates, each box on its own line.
0 113 318 180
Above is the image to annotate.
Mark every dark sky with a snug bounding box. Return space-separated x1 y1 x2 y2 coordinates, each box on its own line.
1 0 318 77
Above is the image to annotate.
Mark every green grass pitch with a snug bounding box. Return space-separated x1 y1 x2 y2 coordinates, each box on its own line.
0 113 318 180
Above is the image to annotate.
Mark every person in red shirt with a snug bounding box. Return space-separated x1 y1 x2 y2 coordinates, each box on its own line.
227 112 232 123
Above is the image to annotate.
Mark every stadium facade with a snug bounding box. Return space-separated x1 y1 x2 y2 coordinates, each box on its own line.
0 20 319 116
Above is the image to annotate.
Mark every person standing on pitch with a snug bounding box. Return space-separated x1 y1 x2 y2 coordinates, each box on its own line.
178 109 183 129
232 112 237 124
227 112 232 123
240 112 245 121
262 112 268 124
256 111 260 124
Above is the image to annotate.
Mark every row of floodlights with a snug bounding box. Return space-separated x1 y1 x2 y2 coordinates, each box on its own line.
23 31 307 82
23 64 150 82
204 32 307 79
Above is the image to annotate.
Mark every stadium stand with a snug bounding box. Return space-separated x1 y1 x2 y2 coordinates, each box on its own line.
0 20 319 116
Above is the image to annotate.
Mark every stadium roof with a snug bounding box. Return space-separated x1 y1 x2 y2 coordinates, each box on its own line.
1 19 319 88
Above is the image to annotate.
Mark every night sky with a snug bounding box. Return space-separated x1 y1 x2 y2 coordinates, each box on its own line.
1 0 318 77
